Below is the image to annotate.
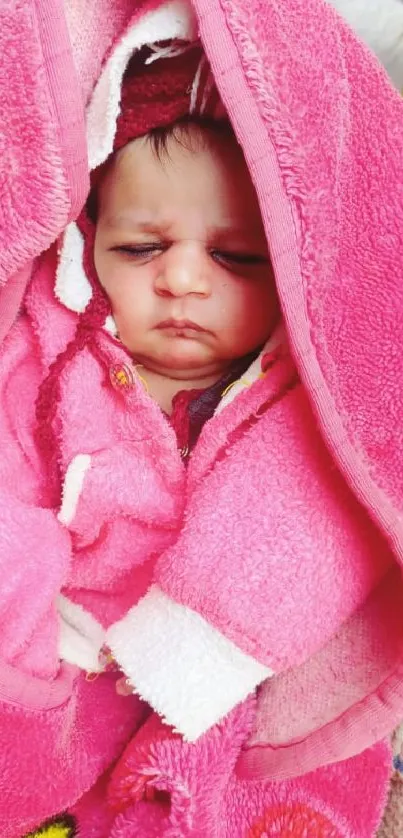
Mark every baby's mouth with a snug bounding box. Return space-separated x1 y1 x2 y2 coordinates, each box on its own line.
156 318 208 336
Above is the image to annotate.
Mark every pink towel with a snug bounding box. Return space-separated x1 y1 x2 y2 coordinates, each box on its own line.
0 0 88 321
105 0 403 782
72 700 391 837
1 1 403 834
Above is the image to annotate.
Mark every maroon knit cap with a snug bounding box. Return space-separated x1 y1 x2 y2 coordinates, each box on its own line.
113 42 225 152
88 43 226 227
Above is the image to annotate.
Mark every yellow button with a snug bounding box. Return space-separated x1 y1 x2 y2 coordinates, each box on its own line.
109 363 134 391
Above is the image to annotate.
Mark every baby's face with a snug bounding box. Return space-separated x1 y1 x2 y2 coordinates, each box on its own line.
94 127 278 380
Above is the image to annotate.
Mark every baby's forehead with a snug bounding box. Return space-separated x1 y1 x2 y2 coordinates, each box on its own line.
98 209 263 245
94 124 266 244
99 130 249 203
109 121 244 180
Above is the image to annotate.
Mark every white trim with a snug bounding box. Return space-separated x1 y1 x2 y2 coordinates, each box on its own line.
58 454 92 527
189 54 206 112
107 585 272 741
104 313 118 336
57 594 105 671
87 0 197 171
55 223 92 313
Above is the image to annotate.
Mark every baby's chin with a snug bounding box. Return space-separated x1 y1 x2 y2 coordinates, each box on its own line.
131 344 227 380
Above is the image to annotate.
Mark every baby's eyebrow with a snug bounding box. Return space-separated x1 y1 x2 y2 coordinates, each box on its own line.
102 214 265 248
102 214 169 234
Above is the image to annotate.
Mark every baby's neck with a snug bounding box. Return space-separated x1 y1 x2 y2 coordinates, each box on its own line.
134 365 227 415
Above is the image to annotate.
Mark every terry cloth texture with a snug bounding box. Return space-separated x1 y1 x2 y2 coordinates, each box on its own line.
0 0 88 290
1 0 403 834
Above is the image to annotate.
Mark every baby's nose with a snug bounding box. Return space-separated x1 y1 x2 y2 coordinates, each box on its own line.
155 241 211 297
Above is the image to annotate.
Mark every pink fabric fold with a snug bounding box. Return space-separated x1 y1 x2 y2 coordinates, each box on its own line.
0 0 88 297
77 701 390 837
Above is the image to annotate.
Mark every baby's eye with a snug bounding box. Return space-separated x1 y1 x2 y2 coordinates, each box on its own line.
210 250 268 270
111 244 165 261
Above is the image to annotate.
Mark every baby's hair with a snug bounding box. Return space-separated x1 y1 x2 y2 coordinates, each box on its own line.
86 116 235 223
146 115 234 159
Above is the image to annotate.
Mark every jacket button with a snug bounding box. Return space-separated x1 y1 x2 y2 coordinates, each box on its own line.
109 363 134 390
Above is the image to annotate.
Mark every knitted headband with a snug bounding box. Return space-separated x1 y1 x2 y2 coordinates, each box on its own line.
114 42 225 151
88 42 226 201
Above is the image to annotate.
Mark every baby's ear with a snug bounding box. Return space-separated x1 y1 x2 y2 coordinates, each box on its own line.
328 0 403 92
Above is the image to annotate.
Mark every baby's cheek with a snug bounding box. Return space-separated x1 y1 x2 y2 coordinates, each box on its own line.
115 302 154 353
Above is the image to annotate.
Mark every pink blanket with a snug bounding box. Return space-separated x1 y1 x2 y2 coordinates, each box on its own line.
1 1 403 835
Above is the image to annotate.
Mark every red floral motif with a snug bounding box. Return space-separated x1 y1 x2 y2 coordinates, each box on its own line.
248 801 343 837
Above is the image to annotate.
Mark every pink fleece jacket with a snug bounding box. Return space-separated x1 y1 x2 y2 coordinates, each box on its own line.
2 0 403 836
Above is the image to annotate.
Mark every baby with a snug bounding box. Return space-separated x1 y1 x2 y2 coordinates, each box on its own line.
1 36 399 838
92 118 278 424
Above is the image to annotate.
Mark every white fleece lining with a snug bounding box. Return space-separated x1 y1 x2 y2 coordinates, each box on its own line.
58 454 92 526
107 585 272 741
57 594 105 671
55 223 92 313
104 313 118 336
55 222 119 327
87 0 197 170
